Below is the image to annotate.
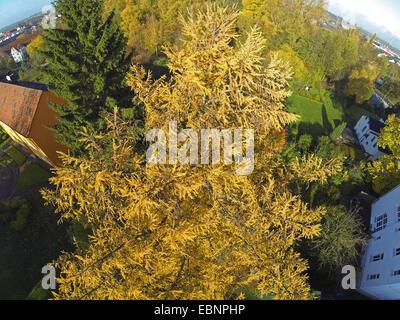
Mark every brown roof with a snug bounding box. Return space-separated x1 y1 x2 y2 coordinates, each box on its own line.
0 82 43 136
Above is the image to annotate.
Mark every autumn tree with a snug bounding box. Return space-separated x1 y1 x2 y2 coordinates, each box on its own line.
239 0 326 49
42 6 340 300
301 205 368 277
297 28 360 84
269 44 309 83
367 114 400 194
345 37 386 104
104 0 241 63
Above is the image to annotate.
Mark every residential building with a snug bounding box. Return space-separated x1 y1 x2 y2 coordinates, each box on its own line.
358 184 400 300
354 115 387 160
10 46 26 63
0 81 69 166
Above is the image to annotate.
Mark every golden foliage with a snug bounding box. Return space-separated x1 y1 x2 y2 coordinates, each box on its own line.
42 5 337 300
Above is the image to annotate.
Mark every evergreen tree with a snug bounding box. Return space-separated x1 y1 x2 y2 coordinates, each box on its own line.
38 0 134 155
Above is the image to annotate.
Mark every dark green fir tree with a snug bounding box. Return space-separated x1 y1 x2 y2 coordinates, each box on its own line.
38 0 134 155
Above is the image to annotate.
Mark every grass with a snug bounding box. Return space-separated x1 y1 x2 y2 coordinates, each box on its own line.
5 145 26 166
285 94 345 136
16 163 52 190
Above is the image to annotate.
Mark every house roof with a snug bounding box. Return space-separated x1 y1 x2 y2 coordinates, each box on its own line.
0 81 44 136
368 117 385 134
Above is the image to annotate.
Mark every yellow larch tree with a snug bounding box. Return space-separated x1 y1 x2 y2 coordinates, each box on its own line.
42 5 340 300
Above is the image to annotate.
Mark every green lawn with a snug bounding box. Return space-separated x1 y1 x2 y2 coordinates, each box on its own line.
5 145 26 166
285 94 344 136
16 164 52 190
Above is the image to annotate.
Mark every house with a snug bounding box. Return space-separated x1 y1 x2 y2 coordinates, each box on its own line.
357 184 400 300
354 115 387 161
10 46 26 63
0 81 69 166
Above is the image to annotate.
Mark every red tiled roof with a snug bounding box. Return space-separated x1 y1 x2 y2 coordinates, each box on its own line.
0 82 43 136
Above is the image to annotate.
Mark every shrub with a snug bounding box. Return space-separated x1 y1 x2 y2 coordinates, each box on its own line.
330 122 347 141
7 197 31 231
298 134 313 152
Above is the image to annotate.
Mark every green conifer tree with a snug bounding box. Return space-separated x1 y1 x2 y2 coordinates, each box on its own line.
38 0 134 155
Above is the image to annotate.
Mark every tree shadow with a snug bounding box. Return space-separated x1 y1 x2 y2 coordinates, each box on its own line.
298 122 326 137
321 105 333 135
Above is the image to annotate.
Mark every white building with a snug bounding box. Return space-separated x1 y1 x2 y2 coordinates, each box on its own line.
10 46 26 63
358 185 400 300
354 115 387 160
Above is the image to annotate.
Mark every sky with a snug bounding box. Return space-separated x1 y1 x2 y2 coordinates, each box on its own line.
327 0 400 50
0 0 52 29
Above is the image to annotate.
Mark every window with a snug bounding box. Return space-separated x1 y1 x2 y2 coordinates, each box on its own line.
374 214 388 232
392 270 400 277
395 248 400 256
397 207 400 223
368 274 380 280
370 253 384 262
373 143 377 148
362 125 368 133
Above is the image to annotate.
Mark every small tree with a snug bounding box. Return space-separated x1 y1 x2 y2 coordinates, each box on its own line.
307 205 368 275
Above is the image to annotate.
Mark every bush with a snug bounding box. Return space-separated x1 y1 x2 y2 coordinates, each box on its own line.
330 122 347 141
298 134 313 152
7 197 31 231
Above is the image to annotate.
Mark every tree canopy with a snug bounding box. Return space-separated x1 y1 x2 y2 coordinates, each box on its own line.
42 6 341 300
38 0 134 155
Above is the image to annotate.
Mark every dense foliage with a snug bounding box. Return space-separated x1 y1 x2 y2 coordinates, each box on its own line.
38 0 134 155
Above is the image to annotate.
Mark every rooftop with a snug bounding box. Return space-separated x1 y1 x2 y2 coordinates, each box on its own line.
368 116 385 133
0 81 49 136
